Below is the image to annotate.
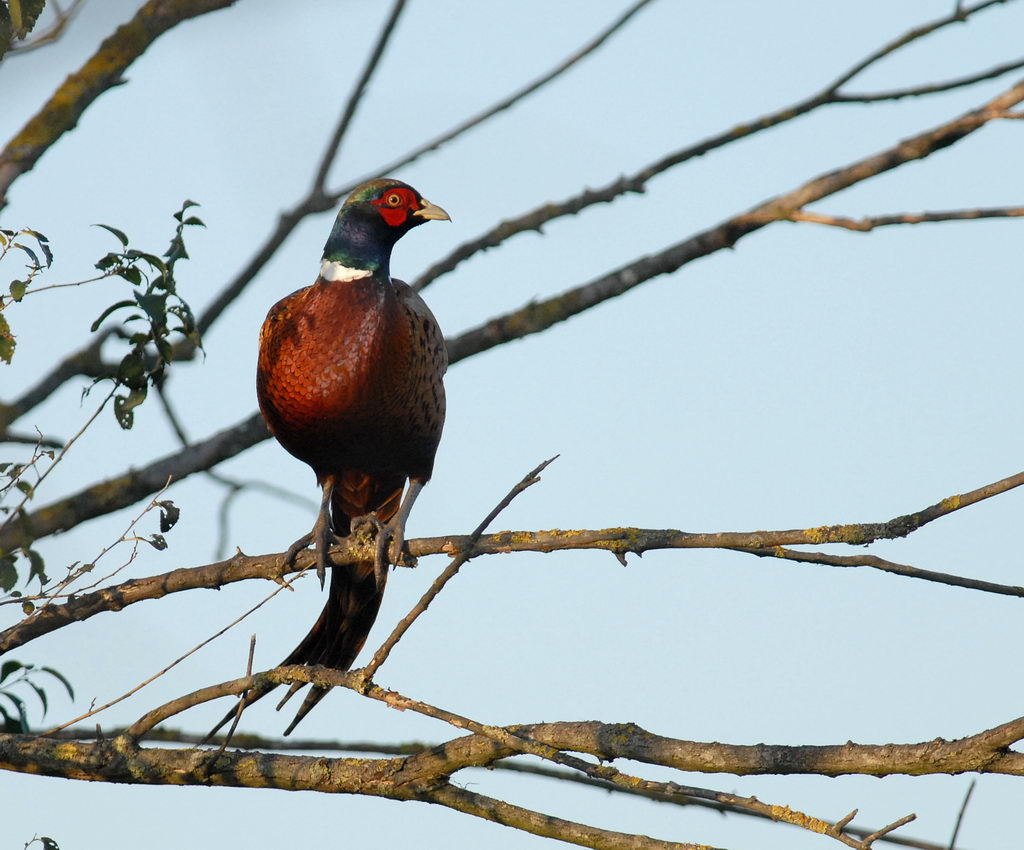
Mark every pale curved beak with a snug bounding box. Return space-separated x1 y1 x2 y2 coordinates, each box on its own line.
413 199 451 222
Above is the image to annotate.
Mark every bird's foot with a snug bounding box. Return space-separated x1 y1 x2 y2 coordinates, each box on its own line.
283 532 314 565
282 524 339 590
350 514 415 588
351 514 390 589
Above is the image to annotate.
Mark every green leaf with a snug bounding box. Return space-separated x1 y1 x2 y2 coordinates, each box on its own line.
0 704 22 733
27 680 48 717
0 312 14 364
126 249 167 273
24 548 46 584
0 690 29 732
155 336 172 363
113 386 147 430
135 290 168 325
21 600 34 615
116 350 146 386
117 266 142 285
9 279 27 301
0 659 23 685
24 230 53 266
0 555 16 592
90 299 134 332
94 223 129 248
13 242 40 267
40 838 60 850
41 667 74 700
158 500 180 533
183 216 205 227
146 533 167 551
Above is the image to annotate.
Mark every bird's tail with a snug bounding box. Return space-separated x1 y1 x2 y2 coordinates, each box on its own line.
205 471 403 741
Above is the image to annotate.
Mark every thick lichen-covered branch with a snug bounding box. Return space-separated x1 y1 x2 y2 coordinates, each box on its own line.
0 0 238 210
3 467 1021 655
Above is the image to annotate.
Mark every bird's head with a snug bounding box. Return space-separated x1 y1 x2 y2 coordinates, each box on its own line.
322 178 450 276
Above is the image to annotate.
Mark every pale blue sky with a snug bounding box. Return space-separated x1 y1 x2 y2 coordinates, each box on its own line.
2 1 1023 847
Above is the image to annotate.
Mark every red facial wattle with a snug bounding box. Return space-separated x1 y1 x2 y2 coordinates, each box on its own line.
371 187 419 227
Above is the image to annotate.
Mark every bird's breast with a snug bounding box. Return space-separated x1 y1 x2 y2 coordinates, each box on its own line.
257 276 443 479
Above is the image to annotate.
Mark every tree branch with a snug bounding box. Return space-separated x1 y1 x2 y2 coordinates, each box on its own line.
444 80 1024 362
3 467 1020 655
357 456 555 683
4 74 1021 560
2 0 1011 426
785 206 1024 231
0 0 238 210
413 2 1022 292
0 412 268 552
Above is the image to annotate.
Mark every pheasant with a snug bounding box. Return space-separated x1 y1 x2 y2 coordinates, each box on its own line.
212 178 449 737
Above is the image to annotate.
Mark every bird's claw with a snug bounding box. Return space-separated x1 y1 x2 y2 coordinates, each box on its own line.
283 526 338 590
283 532 314 565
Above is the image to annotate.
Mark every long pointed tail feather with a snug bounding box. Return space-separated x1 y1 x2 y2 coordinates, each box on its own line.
204 471 402 742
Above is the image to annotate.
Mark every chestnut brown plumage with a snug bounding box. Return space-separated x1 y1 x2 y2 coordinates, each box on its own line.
209 179 448 737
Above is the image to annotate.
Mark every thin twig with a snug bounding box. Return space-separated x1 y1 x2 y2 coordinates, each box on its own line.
5 0 86 55
0 430 62 449
204 634 256 774
358 456 556 683
310 0 406 194
863 816 920 849
43 565 307 735
786 207 1024 231
947 779 977 850
822 0 1004 93
191 0 652 341
0 387 113 538
329 0 658 199
413 2 1022 291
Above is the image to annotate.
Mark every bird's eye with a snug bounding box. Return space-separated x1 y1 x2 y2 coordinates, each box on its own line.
385 192 403 207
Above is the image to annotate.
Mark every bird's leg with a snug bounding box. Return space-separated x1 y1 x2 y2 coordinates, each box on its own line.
284 475 337 589
372 478 425 589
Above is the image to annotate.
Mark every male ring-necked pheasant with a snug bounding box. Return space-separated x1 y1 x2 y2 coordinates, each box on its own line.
211 178 449 737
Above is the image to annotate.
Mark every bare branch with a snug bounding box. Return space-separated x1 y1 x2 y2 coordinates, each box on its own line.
414 5 1023 292
444 78 1024 361
358 456 555 682
0 332 110 432
0 412 269 553
4 75 1021 567
6 0 1006 424
836 54 1024 102
5 0 86 56
129 667 909 848
0 430 61 449
191 0 656 341
0 0 239 210
822 0 1008 93
948 780 977 850
308 0 407 193
428 783 715 850
735 545 1024 598
3 467 1020 655
786 207 1024 231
